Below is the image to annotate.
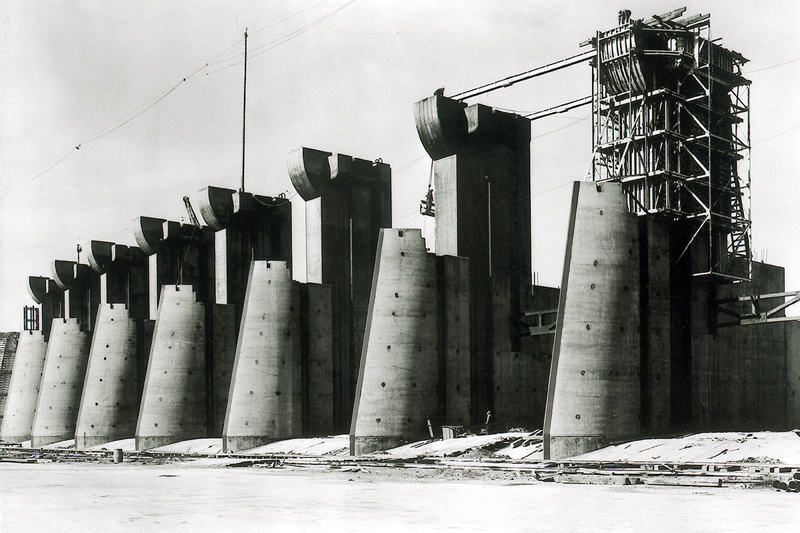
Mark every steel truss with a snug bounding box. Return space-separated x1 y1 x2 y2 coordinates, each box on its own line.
589 11 752 282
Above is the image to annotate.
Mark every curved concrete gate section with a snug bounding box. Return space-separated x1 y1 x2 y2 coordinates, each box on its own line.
0 330 47 443
544 181 641 460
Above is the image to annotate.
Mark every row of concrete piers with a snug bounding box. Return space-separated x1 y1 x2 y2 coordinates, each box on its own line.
2 93 798 458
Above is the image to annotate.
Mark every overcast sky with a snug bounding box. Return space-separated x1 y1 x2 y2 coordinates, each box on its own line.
1 0 798 330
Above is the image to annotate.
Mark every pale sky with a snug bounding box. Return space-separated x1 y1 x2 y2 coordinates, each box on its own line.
1 0 798 330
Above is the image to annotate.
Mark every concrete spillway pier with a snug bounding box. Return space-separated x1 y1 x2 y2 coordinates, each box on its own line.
414 94 533 427
288 148 392 432
30 318 91 447
75 304 138 449
135 285 206 450
223 261 302 452
350 229 439 455
0 330 47 442
544 182 641 459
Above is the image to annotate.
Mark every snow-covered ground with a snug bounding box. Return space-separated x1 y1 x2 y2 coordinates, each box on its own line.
1 461 799 532
574 431 800 464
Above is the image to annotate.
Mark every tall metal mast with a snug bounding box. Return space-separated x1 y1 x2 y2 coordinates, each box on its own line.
241 29 248 192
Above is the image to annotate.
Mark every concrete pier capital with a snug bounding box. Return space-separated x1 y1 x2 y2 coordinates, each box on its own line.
288 147 390 201
198 186 236 231
198 185 288 231
414 95 530 161
86 241 115 274
51 260 77 291
287 147 333 201
133 216 167 255
27 276 50 304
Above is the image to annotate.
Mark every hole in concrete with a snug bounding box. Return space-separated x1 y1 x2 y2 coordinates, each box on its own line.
106 345 109 348
255 360 259 365
590 284 595 290
619 326 624 332
398 230 404 237
593 260 598 267
412 383 417 387
91 425 94 428
275 391 282 396
496 386 500 391
245 421 249 426
268 280 272 284
103 357 107 361
259 331 263 336
99 378 103 382
376 418 381 423
394 293 399 298
575 414 581 420
249 391 253 396
400 252 405 257
585 324 591 330
599 209 604 216
391 311 396 316
154 423 158 427
623 286 629 292
387 345 391 351
170 332 175 337
381 382 386 387
95 402 98 406
456 384 461 392
581 370 586 376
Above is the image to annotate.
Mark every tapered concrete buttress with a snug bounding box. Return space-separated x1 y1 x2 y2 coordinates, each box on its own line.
135 285 206 451
74 304 137 449
350 229 439 455
223 261 301 452
0 330 47 442
30 319 91 447
544 182 641 460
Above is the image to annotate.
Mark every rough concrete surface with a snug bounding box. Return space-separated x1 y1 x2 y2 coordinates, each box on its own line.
1 461 799 532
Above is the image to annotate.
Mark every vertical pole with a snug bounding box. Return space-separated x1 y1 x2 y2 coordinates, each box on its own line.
241 29 248 193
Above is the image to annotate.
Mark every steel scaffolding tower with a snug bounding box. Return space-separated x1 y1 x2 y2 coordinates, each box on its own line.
588 9 751 281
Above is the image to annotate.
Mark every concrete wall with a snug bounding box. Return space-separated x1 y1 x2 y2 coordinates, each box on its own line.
351 229 439 455
694 262 788 430
31 319 91 447
788 322 800 428
223 261 302 452
1 330 47 442
74 304 137 449
300 283 334 436
135 286 206 450
544 182 641 459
